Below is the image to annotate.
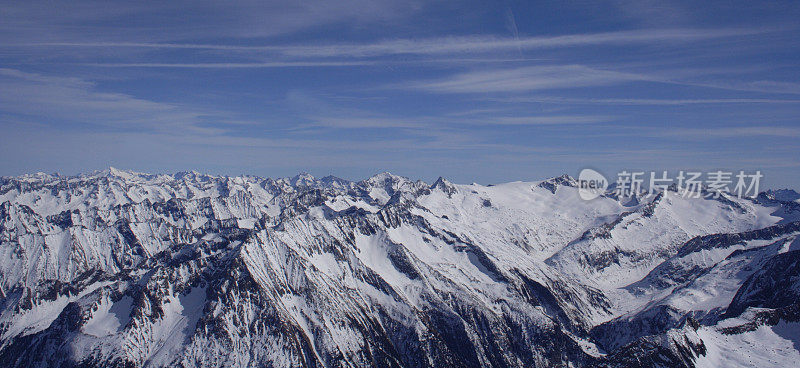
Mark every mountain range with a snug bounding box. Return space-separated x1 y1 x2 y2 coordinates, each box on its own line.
0 168 798 367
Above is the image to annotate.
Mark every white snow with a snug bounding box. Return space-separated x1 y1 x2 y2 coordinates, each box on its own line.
696 322 800 368
82 294 134 337
1 169 798 366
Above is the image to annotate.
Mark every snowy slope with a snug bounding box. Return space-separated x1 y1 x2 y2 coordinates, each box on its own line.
0 169 798 367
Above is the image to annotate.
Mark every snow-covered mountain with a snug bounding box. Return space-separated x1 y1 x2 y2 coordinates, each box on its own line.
0 168 798 367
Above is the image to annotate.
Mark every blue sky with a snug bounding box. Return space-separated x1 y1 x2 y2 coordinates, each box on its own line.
1 1 799 188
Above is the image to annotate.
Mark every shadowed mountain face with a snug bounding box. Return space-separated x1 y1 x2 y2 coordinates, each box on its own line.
0 169 798 367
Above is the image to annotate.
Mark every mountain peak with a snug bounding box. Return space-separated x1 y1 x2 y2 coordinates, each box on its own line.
431 176 457 196
319 175 351 188
365 171 406 183
290 172 316 187
174 170 201 180
761 189 800 203
16 171 59 183
537 174 576 194
102 166 146 181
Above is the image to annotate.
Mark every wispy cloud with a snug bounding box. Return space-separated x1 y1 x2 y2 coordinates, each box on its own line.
290 92 614 129
682 79 800 95
402 65 647 93
83 61 372 68
660 126 800 138
303 116 424 129
492 96 800 105
276 28 764 58
303 114 613 129
483 115 614 125
24 28 758 53
0 68 212 133
284 91 615 132
0 0 422 43
18 28 765 58
401 63 800 95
